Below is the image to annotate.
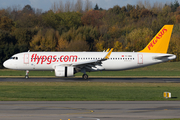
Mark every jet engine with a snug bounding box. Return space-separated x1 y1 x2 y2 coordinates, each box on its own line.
55 66 74 77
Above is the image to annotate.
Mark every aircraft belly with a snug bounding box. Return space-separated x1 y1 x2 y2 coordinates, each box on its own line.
102 60 137 70
33 64 53 70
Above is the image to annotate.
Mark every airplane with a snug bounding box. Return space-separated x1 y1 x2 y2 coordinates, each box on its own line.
3 25 176 79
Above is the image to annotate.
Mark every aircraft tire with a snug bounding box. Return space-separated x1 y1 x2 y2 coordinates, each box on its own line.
82 74 88 80
25 75 29 79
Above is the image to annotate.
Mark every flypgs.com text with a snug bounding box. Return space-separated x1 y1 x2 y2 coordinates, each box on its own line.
31 54 78 64
148 27 167 50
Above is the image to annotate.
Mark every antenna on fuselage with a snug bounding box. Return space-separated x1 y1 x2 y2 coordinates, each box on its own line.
28 50 30 52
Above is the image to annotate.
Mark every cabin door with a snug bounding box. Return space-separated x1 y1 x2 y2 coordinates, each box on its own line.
24 54 29 64
138 54 143 64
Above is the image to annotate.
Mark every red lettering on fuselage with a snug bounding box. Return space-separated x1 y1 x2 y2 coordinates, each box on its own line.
47 55 52 64
31 54 78 64
148 27 167 50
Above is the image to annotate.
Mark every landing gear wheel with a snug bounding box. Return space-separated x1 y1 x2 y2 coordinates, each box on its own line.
25 75 29 79
82 74 88 80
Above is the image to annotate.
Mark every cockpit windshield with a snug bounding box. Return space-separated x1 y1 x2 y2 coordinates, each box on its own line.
10 57 18 60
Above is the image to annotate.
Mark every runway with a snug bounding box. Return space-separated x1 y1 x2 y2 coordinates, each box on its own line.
0 77 180 83
0 101 180 120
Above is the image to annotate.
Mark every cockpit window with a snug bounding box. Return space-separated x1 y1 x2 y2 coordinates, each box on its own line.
10 57 18 60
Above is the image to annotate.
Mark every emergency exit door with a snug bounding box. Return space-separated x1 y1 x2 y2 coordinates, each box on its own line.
24 54 29 64
138 54 143 64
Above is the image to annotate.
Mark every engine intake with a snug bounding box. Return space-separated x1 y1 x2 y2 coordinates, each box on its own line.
55 66 74 77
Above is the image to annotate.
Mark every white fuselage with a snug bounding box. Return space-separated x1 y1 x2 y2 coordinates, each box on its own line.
3 52 176 71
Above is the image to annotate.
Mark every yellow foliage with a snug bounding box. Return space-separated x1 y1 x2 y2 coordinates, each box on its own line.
114 41 123 52
66 40 89 51
30 29 59 51
168 33 180 61
95 36 105 51
125 27 153 51
108 25 121 38
44 29 57 51
30 30 43 51
56 37 69 51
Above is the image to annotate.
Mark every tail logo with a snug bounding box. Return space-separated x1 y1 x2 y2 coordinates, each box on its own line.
148 27 167 50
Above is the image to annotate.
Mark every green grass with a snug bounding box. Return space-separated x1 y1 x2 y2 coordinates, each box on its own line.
0 70 55 76
1 62 180 77
0 82 180 101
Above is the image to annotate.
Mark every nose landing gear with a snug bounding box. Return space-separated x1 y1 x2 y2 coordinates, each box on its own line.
25 70 29 79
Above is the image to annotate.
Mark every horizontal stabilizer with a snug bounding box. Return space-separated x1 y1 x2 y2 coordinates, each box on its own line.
153 54 176 60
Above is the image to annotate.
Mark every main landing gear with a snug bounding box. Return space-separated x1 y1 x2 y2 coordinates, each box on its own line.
82 74 88 80
25 70 29 79
81 68 89 80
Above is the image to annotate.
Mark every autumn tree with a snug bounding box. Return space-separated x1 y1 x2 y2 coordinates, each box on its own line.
114 40 123 52
22 5 34 14
107 25 121 38
125 27 153 51
58 26 99 51
56 37 68 51
95 36 105 51
168 27 180 61
108 5 123 15
13 28 37 47
171 0 179 12
30 29 59 51
42 10 62 29
74 0 83 12
85 0 92 12
81 10 105 27
126 4 135 12
65 0 72 12
58 12 82 30
0 16 15 31
66 39 89 51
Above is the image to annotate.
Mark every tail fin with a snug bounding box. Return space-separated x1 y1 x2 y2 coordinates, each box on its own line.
140 25 174 53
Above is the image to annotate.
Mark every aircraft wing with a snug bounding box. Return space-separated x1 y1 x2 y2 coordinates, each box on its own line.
72 48 113 71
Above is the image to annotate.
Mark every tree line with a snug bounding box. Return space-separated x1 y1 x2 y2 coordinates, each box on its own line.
1 0 180 68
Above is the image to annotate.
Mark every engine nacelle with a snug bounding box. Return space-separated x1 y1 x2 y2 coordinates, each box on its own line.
55 66 74 77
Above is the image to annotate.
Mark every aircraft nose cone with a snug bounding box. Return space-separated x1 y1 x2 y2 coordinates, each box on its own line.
3 61 7 68
3 60 10 69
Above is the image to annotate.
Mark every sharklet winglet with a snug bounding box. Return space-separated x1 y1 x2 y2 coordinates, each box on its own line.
105 48 113 59
106 48 110 52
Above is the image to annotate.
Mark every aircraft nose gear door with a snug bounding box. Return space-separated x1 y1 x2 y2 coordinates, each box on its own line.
24 54 29 64
138 54 143 64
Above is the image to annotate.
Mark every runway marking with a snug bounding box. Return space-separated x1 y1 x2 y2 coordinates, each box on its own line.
78 116 100 120
60 107 94 115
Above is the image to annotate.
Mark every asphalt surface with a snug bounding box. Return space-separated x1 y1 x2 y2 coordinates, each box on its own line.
0 101 180 120
0 77 180 120
0 77 180 82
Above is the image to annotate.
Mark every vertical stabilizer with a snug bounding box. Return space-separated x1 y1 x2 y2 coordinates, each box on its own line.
140 25 174 53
